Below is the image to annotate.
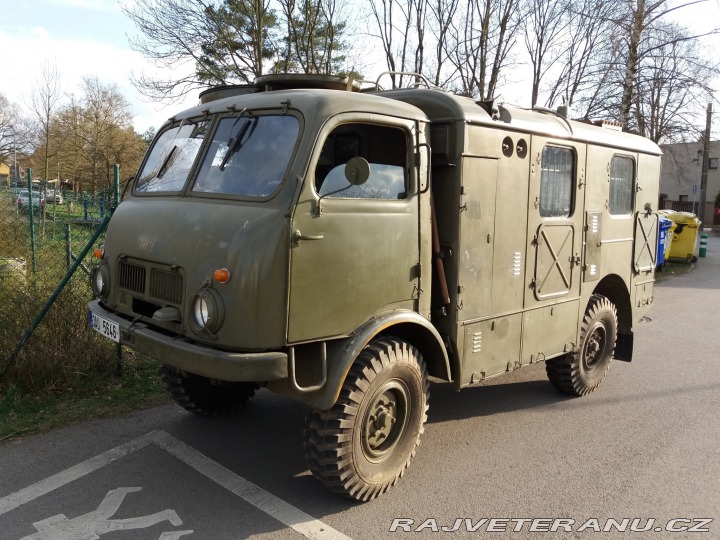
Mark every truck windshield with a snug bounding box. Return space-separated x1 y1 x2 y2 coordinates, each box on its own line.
135 119 210 193
192 114 299 197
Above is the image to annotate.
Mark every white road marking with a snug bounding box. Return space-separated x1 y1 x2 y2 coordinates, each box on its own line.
0 431 157 516
0 430 352 540
20 487 190 540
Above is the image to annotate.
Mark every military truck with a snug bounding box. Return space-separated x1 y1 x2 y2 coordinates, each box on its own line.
89 73 661 501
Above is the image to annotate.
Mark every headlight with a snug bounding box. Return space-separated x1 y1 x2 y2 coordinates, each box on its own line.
90 263 110 298
190 288 224 334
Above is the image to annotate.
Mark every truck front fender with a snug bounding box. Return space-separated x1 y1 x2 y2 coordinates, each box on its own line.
267 310 451 410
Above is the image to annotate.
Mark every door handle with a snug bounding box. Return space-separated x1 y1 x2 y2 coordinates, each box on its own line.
293 229 324 242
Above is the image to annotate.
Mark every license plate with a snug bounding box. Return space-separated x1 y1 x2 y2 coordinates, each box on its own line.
89 310 120 343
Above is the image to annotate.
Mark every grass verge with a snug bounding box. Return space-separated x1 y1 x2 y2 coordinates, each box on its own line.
0 354 170 442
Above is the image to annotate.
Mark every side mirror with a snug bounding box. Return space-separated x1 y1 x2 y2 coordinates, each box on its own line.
314 157 372 216
344 157 370 186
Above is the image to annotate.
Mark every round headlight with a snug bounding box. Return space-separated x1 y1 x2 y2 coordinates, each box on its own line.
91 263 110 298
193 296 210 327
191 288 224 334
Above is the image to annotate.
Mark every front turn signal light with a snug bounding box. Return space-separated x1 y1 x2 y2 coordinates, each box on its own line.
93 248 104 259
213 268 231 284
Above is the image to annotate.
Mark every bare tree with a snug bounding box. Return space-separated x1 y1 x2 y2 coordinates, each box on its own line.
367 0 414 87
31 62 63 183
427 0 461 85
444 0 521 100
53 78 144 192
0 95 33 178
522 0 569 107
543 0 622 117
615 0 719 125
124 0 278 101
631 23 718 142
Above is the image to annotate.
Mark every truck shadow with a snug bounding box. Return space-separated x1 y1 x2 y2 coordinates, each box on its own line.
427 376 574 424
161 366 572 515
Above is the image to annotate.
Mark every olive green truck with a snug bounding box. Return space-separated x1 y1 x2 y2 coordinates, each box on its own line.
89 73 661 501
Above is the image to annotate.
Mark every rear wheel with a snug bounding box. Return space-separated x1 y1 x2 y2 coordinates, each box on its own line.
160 365 258 416
546 295 617 396
304 338 429 501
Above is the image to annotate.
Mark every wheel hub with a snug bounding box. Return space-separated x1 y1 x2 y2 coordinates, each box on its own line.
367 395 397 448
584 325 606 368
362 381 409 461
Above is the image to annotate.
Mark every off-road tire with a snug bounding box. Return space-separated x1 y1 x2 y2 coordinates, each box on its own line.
160 365 258 416
303 338 429 502
546 294 618 396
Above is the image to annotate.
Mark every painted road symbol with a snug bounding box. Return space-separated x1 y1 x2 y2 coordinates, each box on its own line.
18 486 193 540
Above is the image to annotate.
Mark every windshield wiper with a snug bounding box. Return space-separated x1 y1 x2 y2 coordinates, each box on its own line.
219 113 256 171
156 145 177 179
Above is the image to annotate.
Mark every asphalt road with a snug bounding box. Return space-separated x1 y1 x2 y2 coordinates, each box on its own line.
1 234 719 540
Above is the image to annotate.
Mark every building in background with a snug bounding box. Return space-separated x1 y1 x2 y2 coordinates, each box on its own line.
0 161 9 186
659 141 720 226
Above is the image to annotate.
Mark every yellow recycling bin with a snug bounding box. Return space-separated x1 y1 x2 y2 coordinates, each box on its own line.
659 210 701 261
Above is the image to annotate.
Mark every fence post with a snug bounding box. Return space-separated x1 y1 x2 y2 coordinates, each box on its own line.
114 164 120 210
113 164 122 374
27 169 37 282
65 224 72 272
2 215 112 378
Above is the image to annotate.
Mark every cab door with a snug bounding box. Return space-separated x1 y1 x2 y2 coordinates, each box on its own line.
287 115 423 343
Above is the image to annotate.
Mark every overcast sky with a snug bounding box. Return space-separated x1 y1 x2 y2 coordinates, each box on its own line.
1 0 719 135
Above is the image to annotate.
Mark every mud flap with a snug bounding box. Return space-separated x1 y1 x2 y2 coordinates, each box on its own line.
614 331 633 362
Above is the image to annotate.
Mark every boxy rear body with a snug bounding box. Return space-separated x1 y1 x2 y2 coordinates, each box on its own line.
89 77 661 500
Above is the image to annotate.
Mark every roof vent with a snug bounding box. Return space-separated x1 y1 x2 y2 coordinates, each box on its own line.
198 74 362 103
255 74 361 92
199 84 257 104
557 103 572 118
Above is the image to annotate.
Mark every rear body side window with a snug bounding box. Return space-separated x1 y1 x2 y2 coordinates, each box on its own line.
539 146 574 218
609 155 635 215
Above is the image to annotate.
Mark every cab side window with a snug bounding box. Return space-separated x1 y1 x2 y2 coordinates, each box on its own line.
609 155 634 215
315 123 408 199
539 146 574 218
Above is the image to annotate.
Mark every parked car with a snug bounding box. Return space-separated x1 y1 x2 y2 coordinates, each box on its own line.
16 190 45 210
46 190 64 204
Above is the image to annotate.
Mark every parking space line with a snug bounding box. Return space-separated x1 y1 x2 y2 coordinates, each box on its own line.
152 431 352 540
0 431 158 516
0 430 353 540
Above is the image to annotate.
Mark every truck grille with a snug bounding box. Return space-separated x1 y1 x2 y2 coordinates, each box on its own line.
149 268 183 304
117 260 184 305
118 261 146 294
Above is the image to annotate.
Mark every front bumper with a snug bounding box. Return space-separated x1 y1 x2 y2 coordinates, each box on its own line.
89 299 288 382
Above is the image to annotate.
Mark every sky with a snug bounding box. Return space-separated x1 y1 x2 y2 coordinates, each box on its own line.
0 0 198 134
1 0 719 135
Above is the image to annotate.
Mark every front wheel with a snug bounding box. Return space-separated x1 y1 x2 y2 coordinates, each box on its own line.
304 338 429 501
546 295 618 396
160 365 258 416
